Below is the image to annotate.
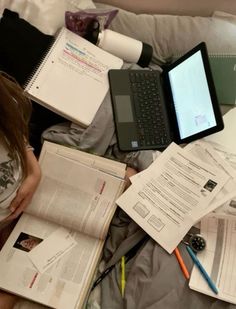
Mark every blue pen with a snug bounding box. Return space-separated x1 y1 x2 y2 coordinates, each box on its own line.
186 245 218 295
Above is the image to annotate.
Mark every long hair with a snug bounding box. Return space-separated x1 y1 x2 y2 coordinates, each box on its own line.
0 72 32 177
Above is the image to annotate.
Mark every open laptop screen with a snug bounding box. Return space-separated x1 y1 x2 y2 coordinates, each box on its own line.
108 42 224 151
168 51 217 139
165 42 223 144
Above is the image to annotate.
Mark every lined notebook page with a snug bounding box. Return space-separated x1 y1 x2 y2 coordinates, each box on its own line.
25 27 123 127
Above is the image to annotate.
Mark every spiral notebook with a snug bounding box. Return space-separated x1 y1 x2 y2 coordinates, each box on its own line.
24 27 123 127
209 54 236 105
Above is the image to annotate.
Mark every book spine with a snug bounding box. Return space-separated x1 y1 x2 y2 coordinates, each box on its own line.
24 28 65 91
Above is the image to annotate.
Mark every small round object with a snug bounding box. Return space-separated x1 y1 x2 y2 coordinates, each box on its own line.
188 234 206 252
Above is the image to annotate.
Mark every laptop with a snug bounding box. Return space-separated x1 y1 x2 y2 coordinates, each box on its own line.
108 42 224 151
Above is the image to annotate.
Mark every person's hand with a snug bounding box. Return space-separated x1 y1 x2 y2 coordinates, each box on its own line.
3 150 41 221
0 291 18 309
124 167 137 189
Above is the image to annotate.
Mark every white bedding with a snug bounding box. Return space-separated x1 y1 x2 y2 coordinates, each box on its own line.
0 1 235 308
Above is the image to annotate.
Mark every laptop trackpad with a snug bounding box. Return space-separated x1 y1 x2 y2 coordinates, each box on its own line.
114 95 134 122
114 95 139 150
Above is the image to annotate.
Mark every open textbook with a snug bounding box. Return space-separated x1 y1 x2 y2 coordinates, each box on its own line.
0 141 126 309
116 142 230 254
189 215 236 305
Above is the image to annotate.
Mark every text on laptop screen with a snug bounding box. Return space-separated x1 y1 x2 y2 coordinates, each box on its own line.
168 51 217 140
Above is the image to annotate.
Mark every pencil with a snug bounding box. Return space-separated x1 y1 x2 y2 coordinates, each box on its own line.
174 247 190 280
120 256 126 298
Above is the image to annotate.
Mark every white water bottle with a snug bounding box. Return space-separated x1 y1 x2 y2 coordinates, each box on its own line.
97 29 153 67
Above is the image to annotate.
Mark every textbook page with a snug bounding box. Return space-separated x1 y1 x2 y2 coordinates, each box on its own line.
116 143 229 253
15 300 47 309
189 215 236 305
0 213 103 309
42 141 126 180
26 149 125 240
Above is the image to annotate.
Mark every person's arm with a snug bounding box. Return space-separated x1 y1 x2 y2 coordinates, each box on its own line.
5 149 41 221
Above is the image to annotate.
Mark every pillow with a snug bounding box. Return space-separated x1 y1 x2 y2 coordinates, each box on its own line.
0 0 95 35
0 9 53 85
95 3 236 65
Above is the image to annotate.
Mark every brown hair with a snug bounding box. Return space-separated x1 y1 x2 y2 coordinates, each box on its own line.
0 72 32 177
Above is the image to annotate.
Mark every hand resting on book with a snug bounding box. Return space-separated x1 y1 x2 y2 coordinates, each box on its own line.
0 72 41 308
3 150 41 222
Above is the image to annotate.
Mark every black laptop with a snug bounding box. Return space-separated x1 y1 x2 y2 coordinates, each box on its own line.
108 42 224 151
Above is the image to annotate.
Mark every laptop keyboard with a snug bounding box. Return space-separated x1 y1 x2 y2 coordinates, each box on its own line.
129 71 169 147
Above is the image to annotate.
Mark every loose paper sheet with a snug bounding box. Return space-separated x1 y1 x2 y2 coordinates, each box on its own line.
185 140 236 218
204 107 236 153
28 227 77 273
116 142 229 253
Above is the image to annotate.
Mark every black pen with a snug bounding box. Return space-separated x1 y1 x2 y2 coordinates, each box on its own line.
125 235 149 263
91 235 149 291
91 264 115 290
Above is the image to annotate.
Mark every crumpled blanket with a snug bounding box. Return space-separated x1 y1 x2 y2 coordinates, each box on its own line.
41 62 236 309
96 209 236 309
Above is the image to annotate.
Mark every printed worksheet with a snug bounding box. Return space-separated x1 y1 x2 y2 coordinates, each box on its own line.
185 140 236 218
116 142 229 253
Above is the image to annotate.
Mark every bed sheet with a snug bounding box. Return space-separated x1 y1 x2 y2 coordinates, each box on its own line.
3 1 235 308
41 62 236 309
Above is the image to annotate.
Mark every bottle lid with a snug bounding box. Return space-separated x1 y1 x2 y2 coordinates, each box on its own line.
137 42 153 67
84 20 100 45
